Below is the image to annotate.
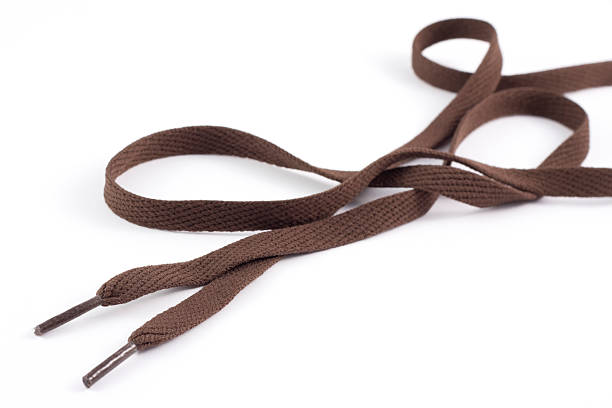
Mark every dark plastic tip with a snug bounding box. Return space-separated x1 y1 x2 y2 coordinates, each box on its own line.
83 342 137 388
34 295 102 335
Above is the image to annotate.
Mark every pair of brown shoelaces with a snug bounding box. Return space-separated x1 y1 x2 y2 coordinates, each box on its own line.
35 18 612 387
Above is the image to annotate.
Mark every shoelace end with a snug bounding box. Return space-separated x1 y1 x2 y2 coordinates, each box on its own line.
82 342 137 388
34 295 102 335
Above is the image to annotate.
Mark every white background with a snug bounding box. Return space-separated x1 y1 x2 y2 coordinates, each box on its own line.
2 1 612 406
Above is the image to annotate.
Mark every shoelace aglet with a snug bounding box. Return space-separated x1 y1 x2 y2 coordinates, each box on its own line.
34 295 102 335
82 342 137 388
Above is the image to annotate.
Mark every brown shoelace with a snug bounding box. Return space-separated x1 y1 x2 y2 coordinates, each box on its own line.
35 18 612 388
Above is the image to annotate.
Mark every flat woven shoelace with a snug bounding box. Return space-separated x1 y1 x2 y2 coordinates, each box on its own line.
36 18 612 387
